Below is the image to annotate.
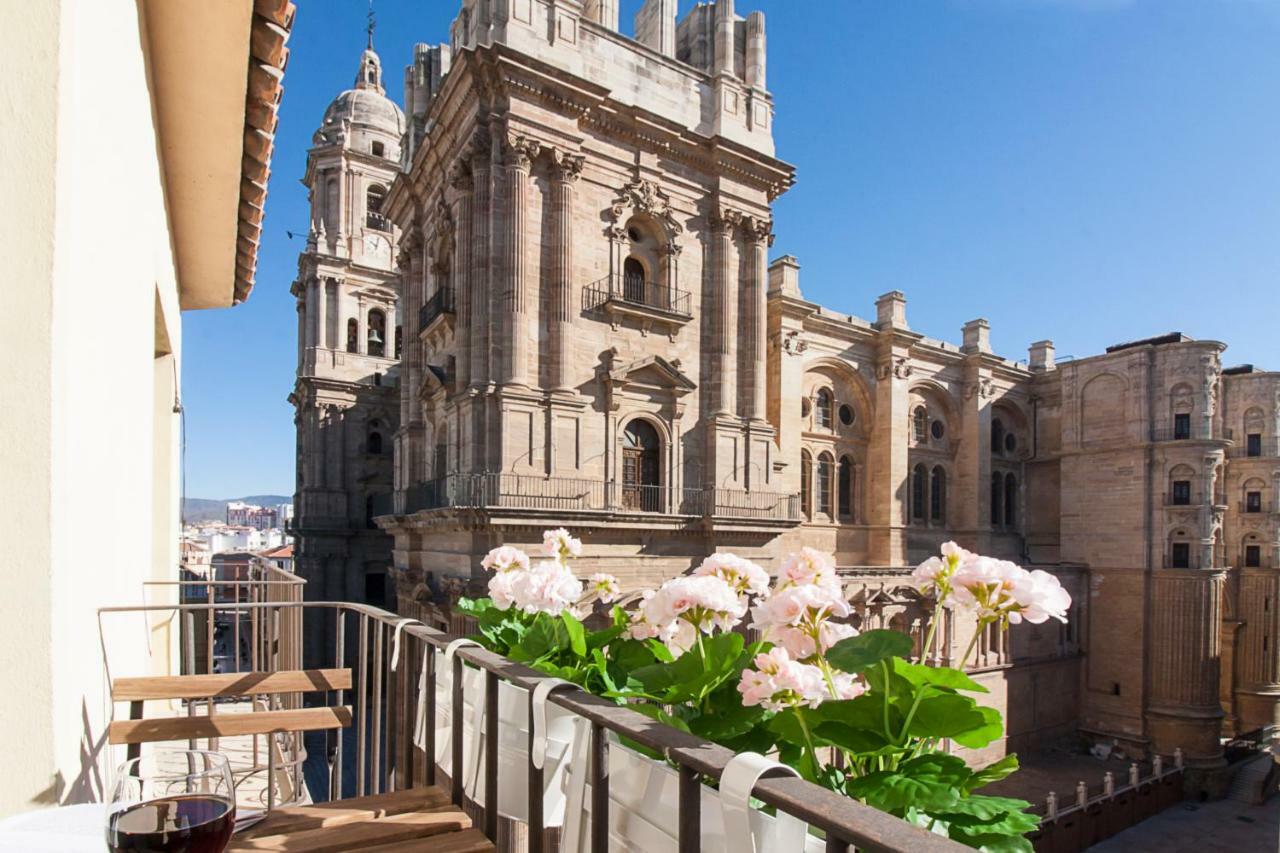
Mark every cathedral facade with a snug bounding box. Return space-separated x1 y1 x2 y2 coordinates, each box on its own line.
290 0 1280 772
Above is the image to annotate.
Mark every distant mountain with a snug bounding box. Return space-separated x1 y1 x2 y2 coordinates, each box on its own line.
183 495 293 523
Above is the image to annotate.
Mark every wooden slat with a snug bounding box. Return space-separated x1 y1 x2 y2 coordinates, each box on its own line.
108 706 351 745
360 827 495 853
112 669 352 700
235 787 450 839
226 807 471 852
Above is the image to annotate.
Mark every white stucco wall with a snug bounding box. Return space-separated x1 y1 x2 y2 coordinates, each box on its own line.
0 0 182 815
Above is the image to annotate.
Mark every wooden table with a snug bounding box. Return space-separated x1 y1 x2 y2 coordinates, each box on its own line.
228 786 494 852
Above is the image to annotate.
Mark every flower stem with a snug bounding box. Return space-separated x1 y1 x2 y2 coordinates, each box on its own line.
795 709 822 781
920 605 941 665
959 620 986 670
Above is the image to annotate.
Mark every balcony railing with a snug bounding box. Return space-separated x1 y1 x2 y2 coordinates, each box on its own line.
1239 500 1272 515
1150 426 1225 442
396 472 801 521
97 596 963 852
583 273 693 319
366 211 392 232
1227 438 1280 458
419 287 455 331
1163 493 1203 507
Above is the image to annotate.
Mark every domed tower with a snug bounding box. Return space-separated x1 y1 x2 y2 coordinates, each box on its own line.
290 40 404 634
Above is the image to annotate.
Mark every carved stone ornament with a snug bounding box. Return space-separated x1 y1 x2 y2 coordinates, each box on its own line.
741 214 775 246
550 149 585 182
964 377 993 400
610 179 685 241
448 160 472 192
504 134 542 170
878 357 913 381
782 330 808 356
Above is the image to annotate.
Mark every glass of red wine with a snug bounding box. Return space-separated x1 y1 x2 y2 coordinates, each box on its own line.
106 749 236 853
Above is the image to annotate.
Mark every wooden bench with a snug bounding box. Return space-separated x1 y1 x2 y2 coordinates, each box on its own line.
108 670 494 852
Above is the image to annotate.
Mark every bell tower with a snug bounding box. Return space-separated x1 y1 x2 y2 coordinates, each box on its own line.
290 38 405 636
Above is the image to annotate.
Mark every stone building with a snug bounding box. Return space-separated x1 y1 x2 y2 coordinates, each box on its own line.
287 0 1280 771
291 42 404 647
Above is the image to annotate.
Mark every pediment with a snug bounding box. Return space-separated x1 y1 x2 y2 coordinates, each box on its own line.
605 355 696 394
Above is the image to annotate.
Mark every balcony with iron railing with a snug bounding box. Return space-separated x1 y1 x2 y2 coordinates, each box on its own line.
1227 437 1280 459
366 211 392 232
1150 425 1231 443
419 286 456 332
92 582 965 852
395 472 801 522
583 272 693 330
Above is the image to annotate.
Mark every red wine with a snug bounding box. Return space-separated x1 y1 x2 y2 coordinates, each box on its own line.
107 794 235 853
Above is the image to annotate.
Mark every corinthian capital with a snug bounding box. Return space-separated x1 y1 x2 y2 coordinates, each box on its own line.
549 149 585 183
740 214 774 246
503 134 542 170
708 207 742 234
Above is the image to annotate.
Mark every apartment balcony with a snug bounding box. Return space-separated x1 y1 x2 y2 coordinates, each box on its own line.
85 575 958 853
396 472 801 523
419 286 455 332
366 211 392 233
583 273 693 333
1238 500 1274 515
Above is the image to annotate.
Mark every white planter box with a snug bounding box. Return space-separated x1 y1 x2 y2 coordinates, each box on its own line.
414 647 577 827
561 733 824 853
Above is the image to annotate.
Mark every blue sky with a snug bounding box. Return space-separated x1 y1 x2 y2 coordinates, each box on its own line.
181 0 1280 499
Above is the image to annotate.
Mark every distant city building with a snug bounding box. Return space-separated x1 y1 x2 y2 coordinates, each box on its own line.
258 543 295 574
227 500 280 530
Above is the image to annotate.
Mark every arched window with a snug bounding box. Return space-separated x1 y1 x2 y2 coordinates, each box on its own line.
368 431 383 455
816 389 834 431
622 419 662 511
366 184 386 215
367 309 386 357
817 453 835 517
913 406 929 443
990 473 1003 526
800 450 813 519
911 464 927 522
1004 473 1017 528
622 257 646 304
346 318 359 353
931 466 946 523
838 456 853 519
991 418 1005 454
394 325 402 359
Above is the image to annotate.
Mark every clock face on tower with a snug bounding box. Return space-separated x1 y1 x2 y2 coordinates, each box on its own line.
362 233 391 267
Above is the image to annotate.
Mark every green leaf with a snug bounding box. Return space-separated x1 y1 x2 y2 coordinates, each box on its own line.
906 691 991 740
965 755 1019 793
949 705 1004 749
826 630 915 674
627 632 744 704
766 708 832 749
939 794 1035 824
560 611 587 657
892 659 988 694
949 830 1034 853
812 722 892 752
845 753 970 813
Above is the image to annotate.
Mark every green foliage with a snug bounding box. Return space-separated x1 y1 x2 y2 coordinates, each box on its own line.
460 597 1037 852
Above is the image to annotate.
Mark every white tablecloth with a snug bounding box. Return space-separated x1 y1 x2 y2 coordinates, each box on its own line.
0 802 108 851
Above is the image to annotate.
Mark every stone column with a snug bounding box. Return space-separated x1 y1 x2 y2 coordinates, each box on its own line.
866 292 917 565
305 277 319 350
356 293 366 355
549 150 583 393
470 133 492 389
741 215 771 422
318 278 331 350
954 321 994 554
501 133 540 388
714 0 735 75
1148 568 1226 765
710 208 740 415
451 162 474 390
